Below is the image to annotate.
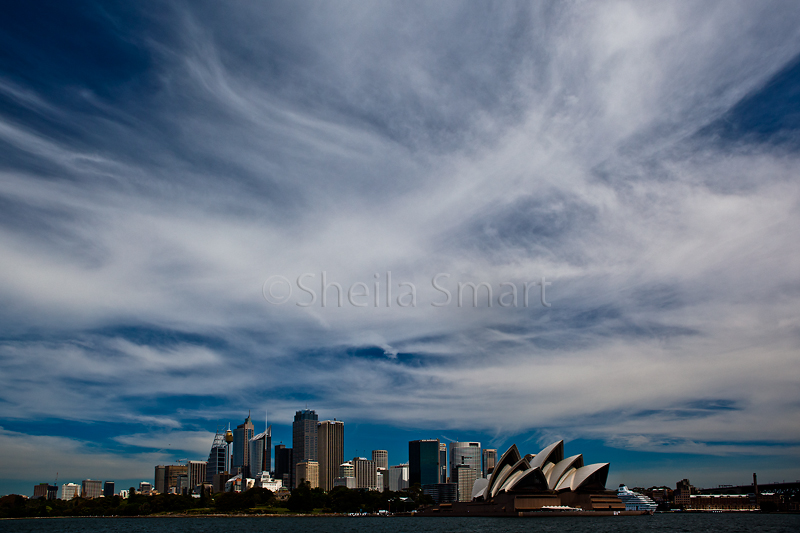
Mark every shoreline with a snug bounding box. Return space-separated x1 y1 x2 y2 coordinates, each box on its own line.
5 510 799 520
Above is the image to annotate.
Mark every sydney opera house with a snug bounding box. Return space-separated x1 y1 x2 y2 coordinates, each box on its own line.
418 440 644 516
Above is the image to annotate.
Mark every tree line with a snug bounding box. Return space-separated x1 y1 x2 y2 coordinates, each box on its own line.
0 483 433 518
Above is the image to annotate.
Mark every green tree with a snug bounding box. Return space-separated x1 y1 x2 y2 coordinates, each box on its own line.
286 481 326 513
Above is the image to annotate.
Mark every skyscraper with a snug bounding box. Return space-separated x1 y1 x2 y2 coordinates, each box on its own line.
265 424 272 472
296 460 319 488
353 457 378 490
482 448 497 478
249 425 272 476
409 439 440 486
449 442 481 483
33 483 57 500
318 420 344 491
454 463 477 502
61 483 80 500
103 481 115 498
439 442 447 483
233 413 255 476
388 463 409 491
372 449 388 470
275 444 293 488
292 409 318 486
82 479 101 499
187 460 207 492
164 465 187 493
206 430 228 483
154 465 167 493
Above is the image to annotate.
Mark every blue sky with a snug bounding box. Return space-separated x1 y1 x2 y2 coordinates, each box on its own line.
2 1 800 497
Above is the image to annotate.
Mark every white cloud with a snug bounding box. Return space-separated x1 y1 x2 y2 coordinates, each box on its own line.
0 427 168 482
0 1 799 481
113 430 216 457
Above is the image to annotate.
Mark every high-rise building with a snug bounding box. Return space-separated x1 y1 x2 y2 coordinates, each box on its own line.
409 439 440 486
372 444 389 492
353 457 378 490
33 483 57 500
275 444 293 488
61 483 80 500
265 426 272 473
33 483 47 499
389 463 409 492
233 413 255 476
318 420 344 491
187 461 207 492
103 481 115 498
139 481 153 493
296 460 319 488
176 474 189 495
439 442 447 483
155 465 167 493
249 425 272 476
372 450 388 470
449 442 481 483
450 442 481 501
336 461 356 488
482 448 497 478
292 409 318 487
82 479 102 499
212 472 232 494
206 430 228 483
454 463 477 501
164 465 187 493
339 461 355 478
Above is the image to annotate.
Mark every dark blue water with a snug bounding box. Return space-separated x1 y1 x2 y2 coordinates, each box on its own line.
1 514 799 533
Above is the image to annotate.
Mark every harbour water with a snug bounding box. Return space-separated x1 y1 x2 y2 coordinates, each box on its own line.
2 514 800 533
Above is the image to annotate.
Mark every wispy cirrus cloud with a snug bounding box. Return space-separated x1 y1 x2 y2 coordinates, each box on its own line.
1 1 800 492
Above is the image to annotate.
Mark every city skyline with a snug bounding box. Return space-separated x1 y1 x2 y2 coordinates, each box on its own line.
2 2 800 498
4 407 799 498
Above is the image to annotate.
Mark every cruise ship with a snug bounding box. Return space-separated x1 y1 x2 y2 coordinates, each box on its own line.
617 485 657 513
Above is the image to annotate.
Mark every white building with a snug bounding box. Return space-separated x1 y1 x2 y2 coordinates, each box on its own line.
339 461 354 478
372 450 388 470
255 471 283 492
61 483 80 500
353 457 378 490
389 463 409 492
